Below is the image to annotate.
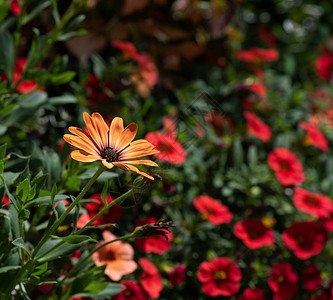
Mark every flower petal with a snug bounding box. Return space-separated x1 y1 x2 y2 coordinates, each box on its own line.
68 126 100 150
102 160 114 169
120 139 156 155
115 123 138 152
113 162 154 180
63 134 100 156
109 117 124 148
83 112 104 150
121 149 160 160
121 159 158 167
104 260 137 282
92 112 109 148
71 150 101 162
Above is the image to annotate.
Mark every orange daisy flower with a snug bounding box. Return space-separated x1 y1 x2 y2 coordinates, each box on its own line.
63 112 159 180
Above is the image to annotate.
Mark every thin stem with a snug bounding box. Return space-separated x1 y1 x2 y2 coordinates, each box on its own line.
31 165 106 259
35 188 134 262
59 233 134 285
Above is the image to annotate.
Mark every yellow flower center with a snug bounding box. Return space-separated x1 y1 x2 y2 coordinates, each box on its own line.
278 275 284 283
213 270 227 280
100 147 120 162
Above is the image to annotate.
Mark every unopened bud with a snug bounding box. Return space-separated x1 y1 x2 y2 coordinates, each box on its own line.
133 172 161 194
132 219 173 240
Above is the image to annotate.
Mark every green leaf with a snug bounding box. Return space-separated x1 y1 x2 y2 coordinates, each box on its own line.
12 237 30 257
16 177 31 203
30 173 47 195
0 144 7 160
22 0 51 24
23 194 68 208
101 180 108 206
0 266 21 274
74 283 125 298
0 30 14 82
50 184 57 207
65 176 80 192
58 235 97 244
48 95 77 105
0 104 16 115
36 240 88 263
31 262 48 277
0 2 9 23
50 71 76 84
18 92 48 108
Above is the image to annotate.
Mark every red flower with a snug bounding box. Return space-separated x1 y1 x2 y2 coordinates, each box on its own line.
134 217 172 254
1 195 9 208
236 48 279 64
14 58 38 93
77 194 121 229
244 111 272 142
85 74 113 105
321 207 333 231
169 264 186 286
112 41 140 61
234 218 275 249
302 263 322 292
282 221 328 259
112 280 148 300
194 195 233 225
268 148 305 186
299 121 328 152
238 288 268 300
145 131 186 164
293 188 332 218
139 258 163 299
315 53 333 81
197 257 242 297
268 262 298 299
10 0 20 16
258 24 277 47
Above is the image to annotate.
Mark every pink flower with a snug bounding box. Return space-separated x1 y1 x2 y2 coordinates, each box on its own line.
92 231 137 281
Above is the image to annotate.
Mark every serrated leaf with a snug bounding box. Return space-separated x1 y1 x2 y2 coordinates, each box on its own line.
58 235 97 244
16 177 30 203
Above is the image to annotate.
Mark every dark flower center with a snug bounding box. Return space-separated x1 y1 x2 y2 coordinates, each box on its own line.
305 197 318 206
280 162 289 170
100 147 119 162
159 143 171 152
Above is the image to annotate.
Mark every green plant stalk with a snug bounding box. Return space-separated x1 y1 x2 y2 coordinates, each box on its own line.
35 188 134 261
4 165 106 297
31 165 106 258
59 233 135 287
12 2 77 91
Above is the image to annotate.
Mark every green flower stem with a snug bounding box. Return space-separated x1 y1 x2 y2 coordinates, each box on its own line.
34 188 134 262
58 233 135 286
31 165 106 259
75 188 134 234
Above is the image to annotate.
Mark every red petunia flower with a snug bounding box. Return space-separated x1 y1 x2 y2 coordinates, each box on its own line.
238 287 268 300
194 195 233 225
169 264 186 286
315 53 333 81
268 148 305 186
268 262 298 300
293 188 332 218
197 257 242 297
321 207 333 231
1 195 9 208
85 74 113 105
299 121 329 152
9 0 20 16
244 111 272 142
145 131 186 164
112 41 140 61
77 194 121 229
234 218 275 249
258 24 277 47
236 48 279 64
302 263 322 292
133 217 173 254
139 258 163 299
282 221 328 259
112 280 148 300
